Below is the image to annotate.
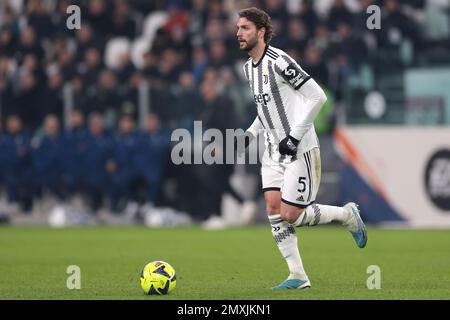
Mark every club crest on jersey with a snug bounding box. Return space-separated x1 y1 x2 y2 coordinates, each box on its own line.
263 74 268 84
254 93 271 106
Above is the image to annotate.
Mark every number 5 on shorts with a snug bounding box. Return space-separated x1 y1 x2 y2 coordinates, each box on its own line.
298 177 306 193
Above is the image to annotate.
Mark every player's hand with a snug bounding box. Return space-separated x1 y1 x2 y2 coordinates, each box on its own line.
279 135 300 156
234 132 254 156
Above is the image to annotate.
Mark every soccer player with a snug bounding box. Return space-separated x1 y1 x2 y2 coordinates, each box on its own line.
235 7 367 289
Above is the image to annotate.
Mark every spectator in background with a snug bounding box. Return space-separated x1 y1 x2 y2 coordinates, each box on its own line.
264 0 288 22
310 23 332 57
329 21 368 71
116 53 140 117
2 114 33 212
115 52 136 85
303 44 329 87
208 40 230 69
352 0 375 35
207 0 228 22
47 35 68 64
169 71 202 131
31 114 64 200
0 28 16 57
21 52 46 85
43 68 64 121
13 69 43 131
15 26 44 63
51 0 76 38
328 21 368 99
191 46 208 83
164 2 191 60
0 69 15 117
57 47 77 82
120 71 141 120
106 114 140 212
151 28 172 55
85 0 111 38
135 113 170 206
74 23 103 62
188 0 208 46
130 0 162 15
0 118 5 187
83 112 113 211
285 17 309 55
87 69 122 117
78 46 104 89
63 109 89 197
327 0 354 31
111 0 138 39
158 47 183 85
142 50 162 87
0 5 21 37
195 79 241 221
263 0 288 48
26 0 53 40
296 0 319 32
377 0 419 54
204 18 227 44
70 75 88 113
328 22 368 83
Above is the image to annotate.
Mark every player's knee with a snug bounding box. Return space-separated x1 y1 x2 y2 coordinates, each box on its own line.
280 207 305 224
265 202 280 214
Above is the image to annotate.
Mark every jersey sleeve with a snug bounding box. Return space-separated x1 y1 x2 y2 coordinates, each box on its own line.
274 54 311 90
289 78 327 141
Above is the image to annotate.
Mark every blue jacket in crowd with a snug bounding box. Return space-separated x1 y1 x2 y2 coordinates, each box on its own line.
1 131 33 201
109 130 141 188
135 129 170 186
31 133 65 195
62 126 90 192
83 130 114 189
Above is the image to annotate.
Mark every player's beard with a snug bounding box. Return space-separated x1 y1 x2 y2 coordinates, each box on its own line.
239 34 258 52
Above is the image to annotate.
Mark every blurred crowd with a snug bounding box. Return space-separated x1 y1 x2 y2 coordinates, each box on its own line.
0 0 436 220
0 110 170 214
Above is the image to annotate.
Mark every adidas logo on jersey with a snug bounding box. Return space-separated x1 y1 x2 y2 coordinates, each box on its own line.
297 195 305 201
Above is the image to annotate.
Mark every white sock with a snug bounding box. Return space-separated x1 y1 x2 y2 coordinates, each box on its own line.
268 214 308 280
292 204 348 227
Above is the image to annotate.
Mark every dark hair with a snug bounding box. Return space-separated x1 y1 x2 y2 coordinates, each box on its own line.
238 7 274 44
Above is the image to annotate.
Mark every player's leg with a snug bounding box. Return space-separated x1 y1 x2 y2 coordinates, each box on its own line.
266 191 311 290
261 154 310 290
281 148 367 248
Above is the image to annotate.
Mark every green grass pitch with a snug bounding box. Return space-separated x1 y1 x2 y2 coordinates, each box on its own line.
0 226 449 299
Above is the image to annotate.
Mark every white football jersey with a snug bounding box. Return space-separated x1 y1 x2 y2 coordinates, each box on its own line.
243 45 320 164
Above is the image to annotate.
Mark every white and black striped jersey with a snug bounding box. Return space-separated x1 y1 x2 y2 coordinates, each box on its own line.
243 45 322 164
